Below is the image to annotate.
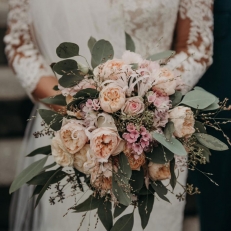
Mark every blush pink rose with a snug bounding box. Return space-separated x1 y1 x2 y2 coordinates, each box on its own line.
99 83 126 113
121 96 145 116
90 127 124 162
153 67 177 95
60 120 88 154
169 106 195 138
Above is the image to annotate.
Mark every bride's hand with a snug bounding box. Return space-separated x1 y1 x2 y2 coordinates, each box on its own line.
32 76 66 114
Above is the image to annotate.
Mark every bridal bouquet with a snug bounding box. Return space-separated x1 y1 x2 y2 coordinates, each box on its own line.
10 34 230 230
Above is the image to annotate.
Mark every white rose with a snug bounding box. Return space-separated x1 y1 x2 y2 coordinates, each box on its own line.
60 120 88 154
51 133 74 167
148 162 171 181
99 83 126 113
169 106 195 138
121 50 143 64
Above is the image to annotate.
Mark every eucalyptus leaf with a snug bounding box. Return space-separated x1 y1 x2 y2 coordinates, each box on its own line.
151 181 170 203
53 59 78 75
73 195 100 212
138 194 154 229
125 32 135 52
27 170 67 185
38 109 63 131
56 42 79 58
119 152 132 180
31 185 43 198
35 167 62 208
53 85 59 91
88 36 97 53
147 50 175 61
91 39 114 68
180 90 216 109
194 133 228 151
146 145 174 164
203 102 220 111
42 162 57 171
138 186 154 195
164 121 175 141
111 213 134 231
114 204 127 218
10 156 48 194
27 145 51 157
194 121 207 133
58 73 84 88
98 200 113 231
40 94 66 106
129 168 144 192
170 91 182 107
170 158 176 190
153 133 187 156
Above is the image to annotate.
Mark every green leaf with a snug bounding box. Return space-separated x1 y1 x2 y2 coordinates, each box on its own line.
40 94 67 106
147 50 175 61
73 195 100 212
53 59 78 75
27 145 51 157
138 194 154 229
38 109 63 131
31 185 43 198
180 89 216 109
194 133 228 151
27 170 67 185
56 42 79 58
153 133 187 156
91 39 114 68
138 186 154 195
88 36 97 53
42 162 57 171
146 145 174 164
170 158 176 190
58 73 84 88
53 85 59 91
164 121 175 141
98 200 113 231
151 181 170 203
129 168 144 192
194 121 207 133
114 204 127 218
111 213 134 231
119 152 132 180
125 32 135 52
170 91 182 107
35 167 62 208
130 63 138 70
203 102 220 111
10 156 48 194
194 143 211 162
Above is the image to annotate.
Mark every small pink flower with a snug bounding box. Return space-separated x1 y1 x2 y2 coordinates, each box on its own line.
142 132 151 141
92 99 100 110
132 143 143 155
127 123 136 132
140 138 149 148
140 126 147 136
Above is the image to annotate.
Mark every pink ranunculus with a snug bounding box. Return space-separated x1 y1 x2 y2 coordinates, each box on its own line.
121 96 145 116
99 83 126 113
90 127 124 162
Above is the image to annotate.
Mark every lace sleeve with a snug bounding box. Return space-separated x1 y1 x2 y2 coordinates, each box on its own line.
169 0 214 93
4 0 54 100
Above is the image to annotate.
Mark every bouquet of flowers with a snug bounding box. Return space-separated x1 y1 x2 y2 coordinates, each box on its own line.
10 34 230 231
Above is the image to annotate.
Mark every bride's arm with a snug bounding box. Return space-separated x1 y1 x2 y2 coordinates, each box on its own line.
4 0 59 103
169 0 214 93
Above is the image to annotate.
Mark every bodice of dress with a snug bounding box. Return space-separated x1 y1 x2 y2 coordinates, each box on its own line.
4 0 213 98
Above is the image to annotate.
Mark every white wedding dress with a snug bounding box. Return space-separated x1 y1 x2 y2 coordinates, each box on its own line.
4 0 213 230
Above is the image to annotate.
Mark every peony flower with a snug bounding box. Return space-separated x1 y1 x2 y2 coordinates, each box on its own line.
90 127 124 162
122 50 143 65
73 144 91 174
169 106 195 138
51 133 74 167
99 83 126 113
60 120 88 154
121 96 145 116
148 162 171 181
153 67 177 95
139 60 160 73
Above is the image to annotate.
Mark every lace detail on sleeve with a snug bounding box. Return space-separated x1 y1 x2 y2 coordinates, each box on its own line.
4 0 54 99
168 0 214 93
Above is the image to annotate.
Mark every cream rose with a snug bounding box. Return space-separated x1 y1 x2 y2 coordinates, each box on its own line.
90 127 124 162
153 68 177 95
51 133 74 167
99 83 126 113
121 50 143 64
73 144 91 174
121 96 145 116
60 120 88 154
169 106 195 138
148 162 171 181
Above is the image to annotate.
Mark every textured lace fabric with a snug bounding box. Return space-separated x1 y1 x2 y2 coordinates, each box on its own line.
4 0 54 99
